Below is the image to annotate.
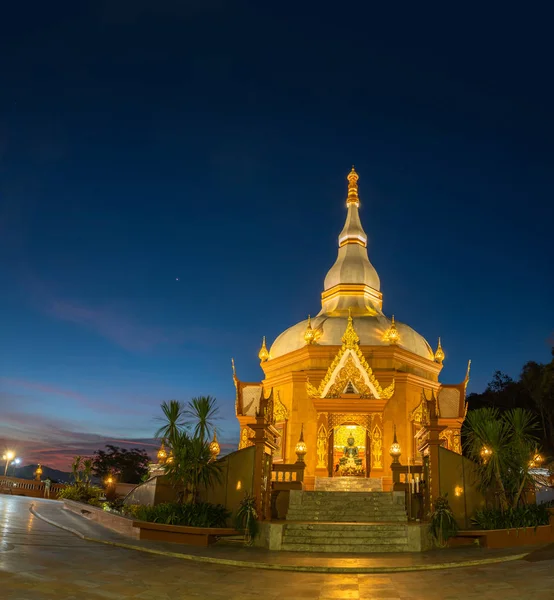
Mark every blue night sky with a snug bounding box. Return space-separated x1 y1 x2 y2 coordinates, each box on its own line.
1 3 553 469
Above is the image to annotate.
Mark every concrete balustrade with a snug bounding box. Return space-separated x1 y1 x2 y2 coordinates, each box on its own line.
0 476 66 498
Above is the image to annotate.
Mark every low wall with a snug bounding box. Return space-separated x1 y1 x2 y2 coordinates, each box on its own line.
456 524 554 549
115 482 137 498
133 521 240 547
63 500 140 539
0 476 65 498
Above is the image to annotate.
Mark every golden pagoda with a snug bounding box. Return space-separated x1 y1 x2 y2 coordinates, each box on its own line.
234 168 468 490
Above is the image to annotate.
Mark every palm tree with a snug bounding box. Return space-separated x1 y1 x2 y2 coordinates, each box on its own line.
463 407 510 511
155 400 187 447
186 396 220 443
503 408 539 506
163 432 222 503
463 407 539 510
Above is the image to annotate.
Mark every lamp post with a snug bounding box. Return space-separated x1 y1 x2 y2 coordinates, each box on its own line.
295 424 307 464
3 451 15 476
35 464 43 481
389 425 401 464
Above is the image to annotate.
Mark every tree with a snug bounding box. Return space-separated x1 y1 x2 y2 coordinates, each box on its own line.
163 432 222 503
155 400 188 446
186 396 219 443
521 357 554 450
92 445 150 484
462 407 539 510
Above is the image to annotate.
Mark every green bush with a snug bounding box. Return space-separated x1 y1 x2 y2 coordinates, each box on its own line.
429 495 458 547
233 494 259 545
124 502 230 528
57 484 103 505
472 504 550 530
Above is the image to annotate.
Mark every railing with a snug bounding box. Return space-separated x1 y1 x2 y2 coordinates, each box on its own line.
0 476 66 498
271 462 305 491
390 463 425 521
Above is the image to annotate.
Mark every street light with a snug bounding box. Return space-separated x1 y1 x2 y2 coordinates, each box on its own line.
3 451 15 476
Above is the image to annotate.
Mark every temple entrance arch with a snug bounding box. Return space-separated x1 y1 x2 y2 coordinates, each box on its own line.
324 415 373 478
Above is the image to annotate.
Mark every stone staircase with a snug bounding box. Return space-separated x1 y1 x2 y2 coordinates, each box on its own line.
282 490 409 553
314 477 382 492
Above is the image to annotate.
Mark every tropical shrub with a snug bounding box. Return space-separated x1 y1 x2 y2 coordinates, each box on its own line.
429 494 458 547
124 502 230 528
472 504 550 530
57 484 103 506
163 432 222 503
463 407 540 510
233 494 259 545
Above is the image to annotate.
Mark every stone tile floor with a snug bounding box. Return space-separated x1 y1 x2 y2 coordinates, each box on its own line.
1 496 554 599
28 499 532 571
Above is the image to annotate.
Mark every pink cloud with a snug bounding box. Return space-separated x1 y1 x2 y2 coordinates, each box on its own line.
0 410 237 471
0 377 150 417
47 299 184 352
1 377 87 402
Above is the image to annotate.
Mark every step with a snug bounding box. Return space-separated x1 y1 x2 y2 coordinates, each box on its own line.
281 543 409 553
284 530 407 540
283 536 408 545
284 523 407 532
315 477 383 492
286 514 407 520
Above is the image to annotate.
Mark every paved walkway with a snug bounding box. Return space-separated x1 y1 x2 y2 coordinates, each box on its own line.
1 496 554 599
28 497 532 573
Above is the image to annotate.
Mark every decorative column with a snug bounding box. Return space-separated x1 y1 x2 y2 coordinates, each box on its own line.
249 392 279 521
327 428 335 477
416 392 446 516
315 413 329 479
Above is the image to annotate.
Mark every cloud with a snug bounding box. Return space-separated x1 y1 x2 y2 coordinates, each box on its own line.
0 377 151 417
46 299 185 352
0 410 238 471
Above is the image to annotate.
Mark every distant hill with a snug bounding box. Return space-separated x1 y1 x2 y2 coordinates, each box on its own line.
14 464 72 484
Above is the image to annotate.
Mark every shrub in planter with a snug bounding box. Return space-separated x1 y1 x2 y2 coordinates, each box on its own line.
124 502 230 528
472 504 550 530
57 484 103 506
429 494 458 547
233 494 259 545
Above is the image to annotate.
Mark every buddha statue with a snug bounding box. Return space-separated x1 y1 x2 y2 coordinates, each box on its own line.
338 434 364 476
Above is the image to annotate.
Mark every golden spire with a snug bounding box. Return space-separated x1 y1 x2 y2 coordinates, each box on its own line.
383 315 400 344
209 429 221 459
341 308 360 348
346 166 360 207
157 441 167 464
434 337 445 363
258 336 269 362
304 315 316 345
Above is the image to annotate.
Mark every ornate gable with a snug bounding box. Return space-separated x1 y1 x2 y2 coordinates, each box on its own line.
307 311 395 400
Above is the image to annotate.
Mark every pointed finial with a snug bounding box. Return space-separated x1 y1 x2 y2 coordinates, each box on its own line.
304 314 316 345
346 166 360 207
434 337 445 363
342 308 360 348
258 336 269 362
209 428 220 458
231 357 236 376
383 315 400 344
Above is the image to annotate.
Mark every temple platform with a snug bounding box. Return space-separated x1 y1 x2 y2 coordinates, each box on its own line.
315 476 382 492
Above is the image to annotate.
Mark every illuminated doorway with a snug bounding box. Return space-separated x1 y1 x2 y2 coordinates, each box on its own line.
331 424 368 477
